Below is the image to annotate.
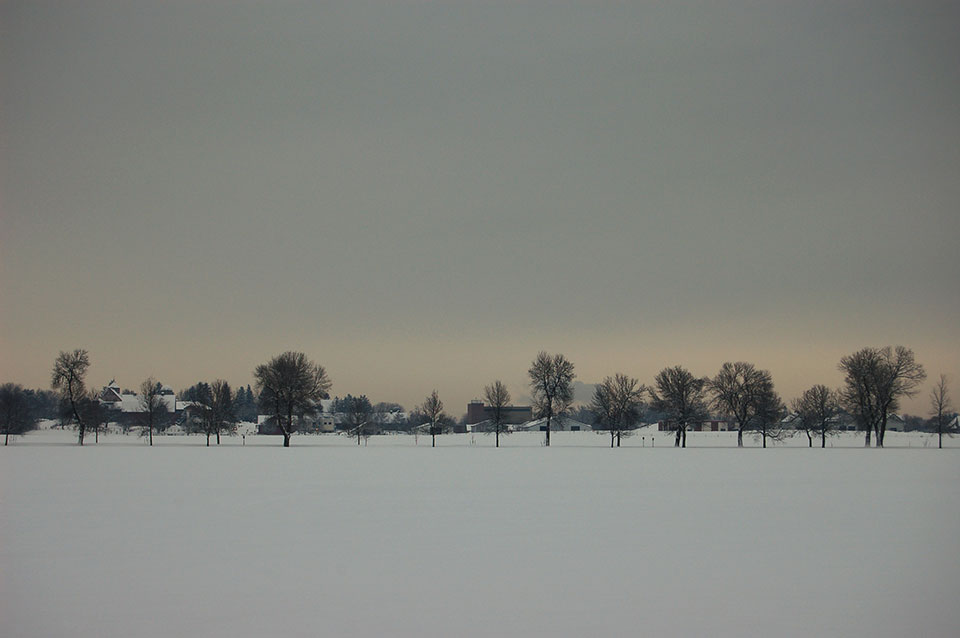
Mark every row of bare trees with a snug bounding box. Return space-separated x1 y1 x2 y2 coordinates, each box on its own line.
0 346 952 448
539 347 945 449
523 353 786 449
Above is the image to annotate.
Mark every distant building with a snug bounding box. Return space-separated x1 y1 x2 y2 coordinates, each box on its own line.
256 408 334 434
100 379 123 405
466 401 533 426
884 414 907 432
97 379 181 430
99 379 178 414
467 420 498 433
693 420 731 432
657 419 731 432
515 416 592 432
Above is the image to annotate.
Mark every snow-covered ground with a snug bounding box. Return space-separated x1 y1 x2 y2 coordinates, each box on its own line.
2 429 959 637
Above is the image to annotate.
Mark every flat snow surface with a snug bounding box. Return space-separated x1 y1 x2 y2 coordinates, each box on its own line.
3 430 959 637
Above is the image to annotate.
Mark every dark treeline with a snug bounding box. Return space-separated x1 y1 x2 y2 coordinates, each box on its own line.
0 345 955 448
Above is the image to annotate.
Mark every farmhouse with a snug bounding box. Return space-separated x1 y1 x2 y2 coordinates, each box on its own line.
99 379 181 414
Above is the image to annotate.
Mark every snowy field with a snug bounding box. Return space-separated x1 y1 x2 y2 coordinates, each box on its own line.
2 429 959 637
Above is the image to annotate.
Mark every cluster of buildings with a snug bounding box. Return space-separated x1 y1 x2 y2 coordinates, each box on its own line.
464 401 593 433
92 381 927 437
97 379 195 423
98 380 181 413
257 400 596 436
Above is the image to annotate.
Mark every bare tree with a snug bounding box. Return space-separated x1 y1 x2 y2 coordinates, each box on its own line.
707 362 774 448
793 385 841 448
254 351 332 447
190 383 217 445
839 346 926 447
588 385 613 441
192 380 236 445
57 391 105 442
51 349 91 445
483 380 511 448
929 374 954 449
649 366 708 448
749 376 786 448
79 391 108 443
590 374 646 447
528 352 575 447
210 380 236 444
789 397 816 447
139 377 169 446
420 390 446 448
342 394 373 445
189 403 210 443
0 383 36 445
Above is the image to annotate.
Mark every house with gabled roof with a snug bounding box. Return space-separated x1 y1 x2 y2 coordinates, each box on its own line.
99 380 178 414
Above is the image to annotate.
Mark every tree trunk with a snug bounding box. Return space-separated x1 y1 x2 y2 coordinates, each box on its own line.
762 433 767 448
358 426 361 446
95 428 99 443
285 408 294 447
737 427 743 448
681 428 686 448
545 416 551 447
216 432 220 445
611 431 615 448
496 427 500 448
78 425 85 446
206 433 210 446
821 431 826 448
149 425 153 446
431 431 436 448
71 393 86 446
4 433 8 445
617 432 621 447
939 431 943 449
864 428 871 447
877 419 886 448
806 432 812 447
674 428 681 447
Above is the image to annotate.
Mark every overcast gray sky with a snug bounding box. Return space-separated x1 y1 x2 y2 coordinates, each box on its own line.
2 1 958 414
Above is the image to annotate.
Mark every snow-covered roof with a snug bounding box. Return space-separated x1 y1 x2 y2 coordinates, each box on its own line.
118 393 177 413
